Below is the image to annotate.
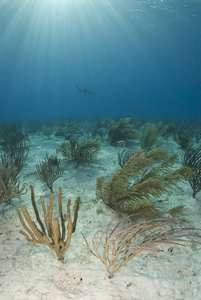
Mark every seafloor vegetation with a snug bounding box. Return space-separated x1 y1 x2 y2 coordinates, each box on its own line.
1 117 201 278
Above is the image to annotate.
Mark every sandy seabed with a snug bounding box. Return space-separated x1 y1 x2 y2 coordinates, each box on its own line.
1 133 201 300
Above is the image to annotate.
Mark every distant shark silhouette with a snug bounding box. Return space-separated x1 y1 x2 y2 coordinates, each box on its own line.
75 84 96 96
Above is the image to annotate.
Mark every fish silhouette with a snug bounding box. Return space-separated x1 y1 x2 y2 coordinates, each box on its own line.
75 84 96 96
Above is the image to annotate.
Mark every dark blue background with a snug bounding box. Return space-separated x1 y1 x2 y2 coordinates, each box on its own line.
0 0 200 122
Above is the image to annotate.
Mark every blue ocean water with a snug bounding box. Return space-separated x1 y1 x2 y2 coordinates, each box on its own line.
0 0 200 123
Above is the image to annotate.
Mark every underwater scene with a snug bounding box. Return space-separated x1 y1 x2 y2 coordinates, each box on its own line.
0 0 201 299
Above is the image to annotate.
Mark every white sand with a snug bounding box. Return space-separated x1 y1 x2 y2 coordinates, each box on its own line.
1 133 201 300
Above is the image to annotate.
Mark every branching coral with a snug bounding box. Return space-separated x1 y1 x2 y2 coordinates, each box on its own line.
0 155 27 205
82 215 201 278
42 127 54 139
96 148 192 217
35 155 64 192
118 148 136 168
17 185 80 261
56 136 101 167
183 147 201 197
107 118 139 146
0 122 30 177
173 128 194 150
140 122 168 151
